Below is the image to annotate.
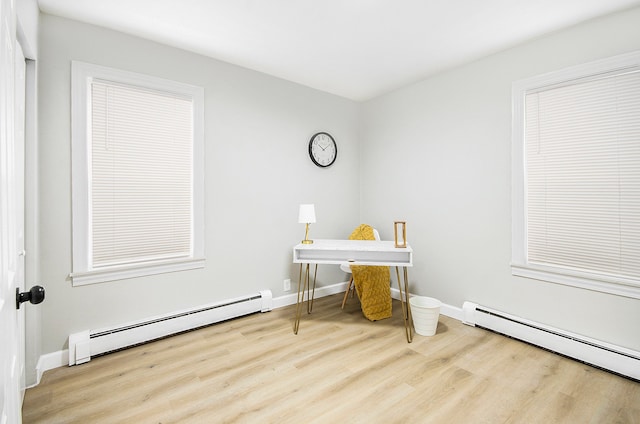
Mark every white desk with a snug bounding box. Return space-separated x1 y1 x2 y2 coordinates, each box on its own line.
292 239 414 342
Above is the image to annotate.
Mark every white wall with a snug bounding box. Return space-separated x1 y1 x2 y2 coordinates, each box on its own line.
37 6 640 357
37 14 360 353
360 7 640 351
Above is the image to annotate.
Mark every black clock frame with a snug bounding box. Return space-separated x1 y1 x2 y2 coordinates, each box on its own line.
308 132 337 168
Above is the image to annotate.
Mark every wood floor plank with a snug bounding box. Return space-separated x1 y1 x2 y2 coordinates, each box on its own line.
23 294 640 423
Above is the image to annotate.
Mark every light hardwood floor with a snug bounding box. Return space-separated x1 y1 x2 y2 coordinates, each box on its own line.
23 294 640 423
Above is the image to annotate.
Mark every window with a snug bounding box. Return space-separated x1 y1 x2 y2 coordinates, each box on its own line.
71 62 204 285
512 51 640 299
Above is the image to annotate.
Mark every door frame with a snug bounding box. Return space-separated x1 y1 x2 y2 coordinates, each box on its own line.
15 38 27 403
0 0 23 421
21 50 40 391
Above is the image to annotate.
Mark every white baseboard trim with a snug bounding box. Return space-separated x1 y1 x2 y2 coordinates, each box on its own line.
270 282 464 321
271 281 350 309
30 349 69 388
270 281 465 321
389 287 463 321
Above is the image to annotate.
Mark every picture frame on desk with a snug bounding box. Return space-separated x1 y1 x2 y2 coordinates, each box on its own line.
394 221 406 248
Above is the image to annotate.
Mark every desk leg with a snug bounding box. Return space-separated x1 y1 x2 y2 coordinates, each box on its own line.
395 266 413 343
293 264 307 334
294 264 318 334
308 264 318 314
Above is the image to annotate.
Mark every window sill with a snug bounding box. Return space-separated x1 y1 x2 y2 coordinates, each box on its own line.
511 263 640 300
70 257 205 286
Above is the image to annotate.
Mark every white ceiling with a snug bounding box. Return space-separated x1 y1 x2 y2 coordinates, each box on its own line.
37 0 640 101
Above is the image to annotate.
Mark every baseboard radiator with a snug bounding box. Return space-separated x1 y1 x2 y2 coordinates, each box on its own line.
462 302 640 381
68 290 272 366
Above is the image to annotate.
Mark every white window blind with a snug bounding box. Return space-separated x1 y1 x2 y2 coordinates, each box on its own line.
71 61 204 285
524 69 640 283
90 81 193 267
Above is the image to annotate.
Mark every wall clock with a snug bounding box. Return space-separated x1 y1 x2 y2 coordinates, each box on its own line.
308 132 337 168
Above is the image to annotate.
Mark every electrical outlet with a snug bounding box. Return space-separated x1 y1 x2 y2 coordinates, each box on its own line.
283 279 291 291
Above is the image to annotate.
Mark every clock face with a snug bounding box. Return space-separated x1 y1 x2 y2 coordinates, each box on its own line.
309 132 337 167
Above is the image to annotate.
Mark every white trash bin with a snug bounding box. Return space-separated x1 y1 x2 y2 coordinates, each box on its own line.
410 296 441 336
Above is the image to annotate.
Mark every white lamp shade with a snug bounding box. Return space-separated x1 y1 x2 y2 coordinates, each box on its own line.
298 204 316 224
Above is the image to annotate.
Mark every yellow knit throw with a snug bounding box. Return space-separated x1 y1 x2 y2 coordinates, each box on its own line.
348 224 392 321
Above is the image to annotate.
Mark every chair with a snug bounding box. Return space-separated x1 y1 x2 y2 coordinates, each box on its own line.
341 228 380 309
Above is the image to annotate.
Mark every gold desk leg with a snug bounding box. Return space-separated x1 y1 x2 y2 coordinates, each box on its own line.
308 264 318 314
395 266 413 343
293 263 309 334
294 264 318 334
404 267 413 342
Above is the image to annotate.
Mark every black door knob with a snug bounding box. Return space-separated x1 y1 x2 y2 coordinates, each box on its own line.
16 285 45 309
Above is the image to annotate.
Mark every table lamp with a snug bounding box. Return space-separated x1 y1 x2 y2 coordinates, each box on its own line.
298 204 316 244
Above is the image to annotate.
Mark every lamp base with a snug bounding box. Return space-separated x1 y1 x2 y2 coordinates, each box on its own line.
301 239 314 244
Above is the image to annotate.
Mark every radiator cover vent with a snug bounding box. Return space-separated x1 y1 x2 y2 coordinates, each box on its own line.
69 290 272 365
462 301 640 381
